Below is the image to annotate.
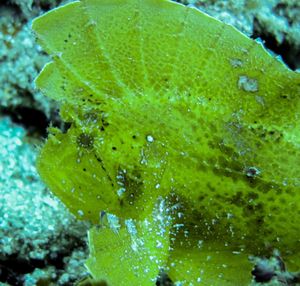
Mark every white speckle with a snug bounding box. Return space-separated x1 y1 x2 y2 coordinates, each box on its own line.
156 240 163 248
125 219 137 236
140 149 147 165
232 251 241 255
86 20 96 27
107 213 121 233
197 240 203 248
131 240 138 252
77 210 84 217
238 75 258 92
255 95 265 106
54 52 63 58
230 58 243 68
177 212 183 218
155 183 160 189
117 187 126 197
146 135 154 143
226 213 234 219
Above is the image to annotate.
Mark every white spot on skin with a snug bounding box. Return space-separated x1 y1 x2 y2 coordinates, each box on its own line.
107 213 121 233
230 58 243 68
197 240 203 248
255 95 265 106
117 187 126 197
77 210 84 217
146 135 154 143
156 240 163 248
238 75 258 92
125 219 137 236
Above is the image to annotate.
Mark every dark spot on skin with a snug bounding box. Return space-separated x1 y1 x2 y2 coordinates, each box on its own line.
246 192 259 201
197 162 207 172
95 156 102 163
206 183 216 192
255 216 264 225
212 166 223 176
257 181 272 193
222 168 233 177
94 155 114 186
156 271 174 286
229 191 244 207
280 94 288 99
245 167 260 178
101 117 109 127
77 133 94 149
112 146 117 151
198 194 206 201
83 168 86 172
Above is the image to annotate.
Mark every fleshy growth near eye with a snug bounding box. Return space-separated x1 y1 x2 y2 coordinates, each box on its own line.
32 0 300 285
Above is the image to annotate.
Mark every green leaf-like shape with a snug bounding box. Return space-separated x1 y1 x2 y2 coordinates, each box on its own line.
86 201 170 285
33 0 300 284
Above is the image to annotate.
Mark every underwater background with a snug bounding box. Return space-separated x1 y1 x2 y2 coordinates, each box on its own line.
0 0 299 285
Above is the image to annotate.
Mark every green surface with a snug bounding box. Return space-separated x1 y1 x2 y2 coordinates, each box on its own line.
32 0 300 284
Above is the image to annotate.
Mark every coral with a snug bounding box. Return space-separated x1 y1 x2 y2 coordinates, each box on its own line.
0 0 73 122
0 5 54 118
32 0 300 285
7 0 69 19
0 117 89 285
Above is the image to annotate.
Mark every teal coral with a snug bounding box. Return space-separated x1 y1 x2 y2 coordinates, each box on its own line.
0 116 89 284
0 0 74 118
32 0 300 284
